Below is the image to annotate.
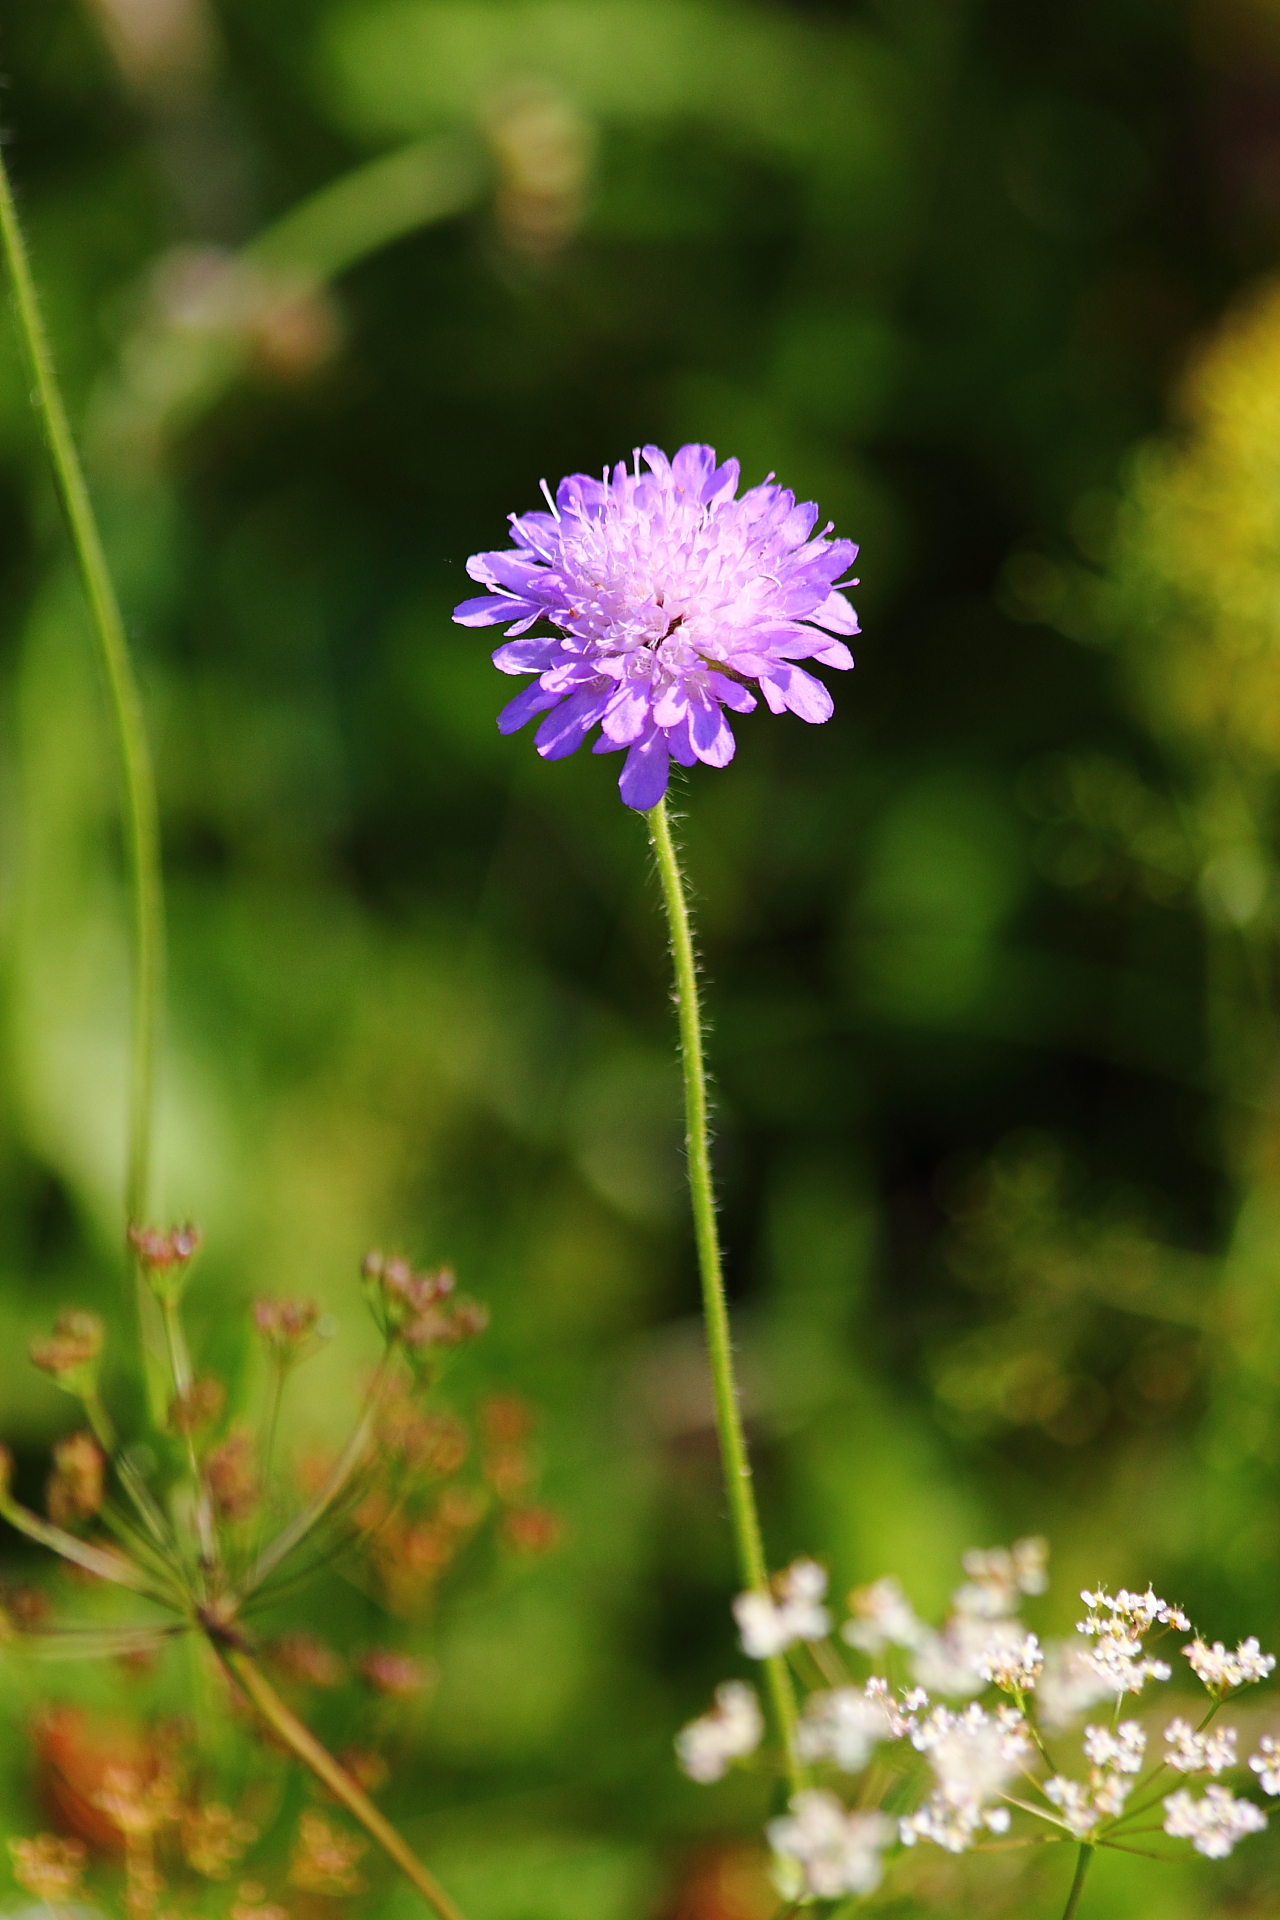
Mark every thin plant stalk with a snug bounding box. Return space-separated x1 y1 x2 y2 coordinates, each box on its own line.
222 1648 468 1920
0 141 170 1416
0 145 164 1230
647 794 803 1791
1061 1842 1093 1920
0 133 471 1920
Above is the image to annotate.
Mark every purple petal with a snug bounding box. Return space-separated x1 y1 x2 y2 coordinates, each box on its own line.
534 686 612 759
498 683 563 735
703 671 757 714
619 731 671 810
665 713 699 767
814 589 860 636
688 688 736 767
809 639 854 671
602 678 655 744
761 664 834 724
652 680 689 730
455 594 531 628
492 636 562 673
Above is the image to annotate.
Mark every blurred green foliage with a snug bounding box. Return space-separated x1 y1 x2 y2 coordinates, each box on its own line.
8 0 1280 1914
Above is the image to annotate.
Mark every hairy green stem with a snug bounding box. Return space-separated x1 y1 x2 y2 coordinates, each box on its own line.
647 796 802 1791
1061 1843 1093 1920
223 1647 468 1920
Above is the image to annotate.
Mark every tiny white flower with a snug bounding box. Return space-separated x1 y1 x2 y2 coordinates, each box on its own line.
767 1791 893 1899
1037 1640 1115 1733
1163 1717 1238 1776
900 1702 1032 1853
976 1630 1043 1693
1162 1784 1268 1858
953 1538 1048 1619
797 1686 893 1773
1249 1734 1280 1796
1184 1636 1277 1694
842 1575 928 1653
1083 1721 1146 1774
734 1559 831 1659
675 1680 763 1783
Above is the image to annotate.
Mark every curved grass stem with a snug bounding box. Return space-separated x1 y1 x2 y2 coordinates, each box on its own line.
647 795 803 1793
222 1647 468 1920
0 139 170 1420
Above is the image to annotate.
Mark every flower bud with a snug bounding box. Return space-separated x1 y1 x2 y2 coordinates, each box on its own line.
169 1376 226 1437
355 1648 432 1697
128 1222 202 1300
205 1429 259 1522
29 1310 105 1391
253 1296 325 1362
46 1431 105 1527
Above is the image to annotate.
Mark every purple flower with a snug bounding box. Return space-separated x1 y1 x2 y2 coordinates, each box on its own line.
454 443 858 811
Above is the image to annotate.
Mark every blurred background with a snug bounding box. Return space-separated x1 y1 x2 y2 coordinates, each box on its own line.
5 0 1280 1913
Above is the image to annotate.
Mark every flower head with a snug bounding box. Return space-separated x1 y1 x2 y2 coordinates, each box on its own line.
766 1791 892 1899
900 1703 1030 1853
676 1680 763 1782
1251 1733 1280 1795
1162 1784 1267 1858
1184 1635 1276 1694
796 1684 896 1772
1164 1717 1238 1775
734 1559 831 1659
455 444 857 810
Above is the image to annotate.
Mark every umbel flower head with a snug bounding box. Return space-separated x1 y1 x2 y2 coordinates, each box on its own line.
454 444 858 810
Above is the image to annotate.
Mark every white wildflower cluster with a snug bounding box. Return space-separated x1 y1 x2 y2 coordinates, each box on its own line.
675 1680 763 1783
766 1793 893 1899
1036 1639 1116 1733
1250 1734 1280 1795
1041 1722 1145 1838
734 1559 830 1659
975 1630 1043 1693
1163 1718 1237 1776
797 1682 898 1772
1162 1785 1268 1857
1183 1636 1277 1695
899 1703 1031 1854
1083 1721 1147 1773
684 1540 1279 1900
841 1574 928 1654
1075 1585 1188 1695
893 1536 1049 1701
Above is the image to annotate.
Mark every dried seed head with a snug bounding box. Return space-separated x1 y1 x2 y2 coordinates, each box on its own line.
46 1430 105 1526
253 1297 324 1357
128 1221 202 1287
288 1813 365 1896
29 1309 105 1387
169 1375 226 1437
205 1429 259 1522
268 1633 345 1689
9 1833 87 1903
181 1801 258 1878
355 1648 432 1697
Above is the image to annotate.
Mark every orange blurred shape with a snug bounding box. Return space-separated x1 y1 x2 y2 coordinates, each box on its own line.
33 1707 156 1852
664 1845 775 1920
